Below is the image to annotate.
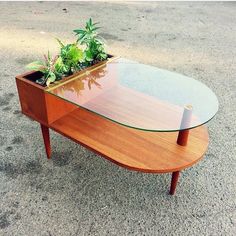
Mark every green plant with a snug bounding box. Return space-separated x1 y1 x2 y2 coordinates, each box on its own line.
26 18 109 86
56 38 84 75
26 51 63 86
73 18 107 63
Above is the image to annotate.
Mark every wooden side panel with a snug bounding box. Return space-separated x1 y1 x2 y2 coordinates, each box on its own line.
15 77 48 124
15 77 77 125
45 93 77 124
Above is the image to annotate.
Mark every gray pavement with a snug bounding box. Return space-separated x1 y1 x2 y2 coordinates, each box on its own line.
0 1 235 236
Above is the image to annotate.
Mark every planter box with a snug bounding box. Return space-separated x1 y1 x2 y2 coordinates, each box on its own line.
15 55 116 125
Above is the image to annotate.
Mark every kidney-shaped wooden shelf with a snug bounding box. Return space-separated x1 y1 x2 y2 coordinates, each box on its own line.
50 108 209 173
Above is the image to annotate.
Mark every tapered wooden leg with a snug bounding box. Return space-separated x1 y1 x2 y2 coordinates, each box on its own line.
40 124 51 159
170 171 180 195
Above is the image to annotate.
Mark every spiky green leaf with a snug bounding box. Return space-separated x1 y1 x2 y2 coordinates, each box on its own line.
26 61 47 72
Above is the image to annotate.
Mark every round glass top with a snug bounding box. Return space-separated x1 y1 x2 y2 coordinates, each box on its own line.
47 58 218 132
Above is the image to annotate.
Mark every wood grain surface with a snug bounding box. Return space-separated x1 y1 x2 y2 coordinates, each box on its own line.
50 108 209 173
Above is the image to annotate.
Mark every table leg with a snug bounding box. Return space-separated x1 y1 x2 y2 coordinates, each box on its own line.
170 171 180 195
40 124 51 159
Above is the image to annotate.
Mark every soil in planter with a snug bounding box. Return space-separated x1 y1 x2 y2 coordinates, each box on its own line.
24 71 45 86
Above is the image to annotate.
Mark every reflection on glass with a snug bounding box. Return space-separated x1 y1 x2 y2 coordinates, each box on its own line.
47 58 218 131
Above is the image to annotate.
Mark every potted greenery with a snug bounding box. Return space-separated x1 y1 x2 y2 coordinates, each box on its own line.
25 18 112 86
15 18 114 124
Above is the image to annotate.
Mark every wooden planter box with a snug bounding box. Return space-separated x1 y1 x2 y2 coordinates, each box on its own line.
15 56 115 125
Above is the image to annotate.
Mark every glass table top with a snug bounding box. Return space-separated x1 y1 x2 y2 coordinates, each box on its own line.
46 57 218 132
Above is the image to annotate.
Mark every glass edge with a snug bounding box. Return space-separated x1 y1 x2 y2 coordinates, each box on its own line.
45 91 219 132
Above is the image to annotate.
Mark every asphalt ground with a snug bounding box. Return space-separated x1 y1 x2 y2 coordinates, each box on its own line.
0 1 235 235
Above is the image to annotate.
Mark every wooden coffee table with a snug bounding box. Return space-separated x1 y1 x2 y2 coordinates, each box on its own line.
16 57 218 195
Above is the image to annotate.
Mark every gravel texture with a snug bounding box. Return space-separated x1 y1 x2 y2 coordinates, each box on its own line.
0 1 235 236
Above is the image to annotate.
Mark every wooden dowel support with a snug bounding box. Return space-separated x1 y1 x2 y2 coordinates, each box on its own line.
177 104 192 146
177 129 189 146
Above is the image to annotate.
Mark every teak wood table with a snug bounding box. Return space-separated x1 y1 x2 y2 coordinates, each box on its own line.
16 57 218 195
